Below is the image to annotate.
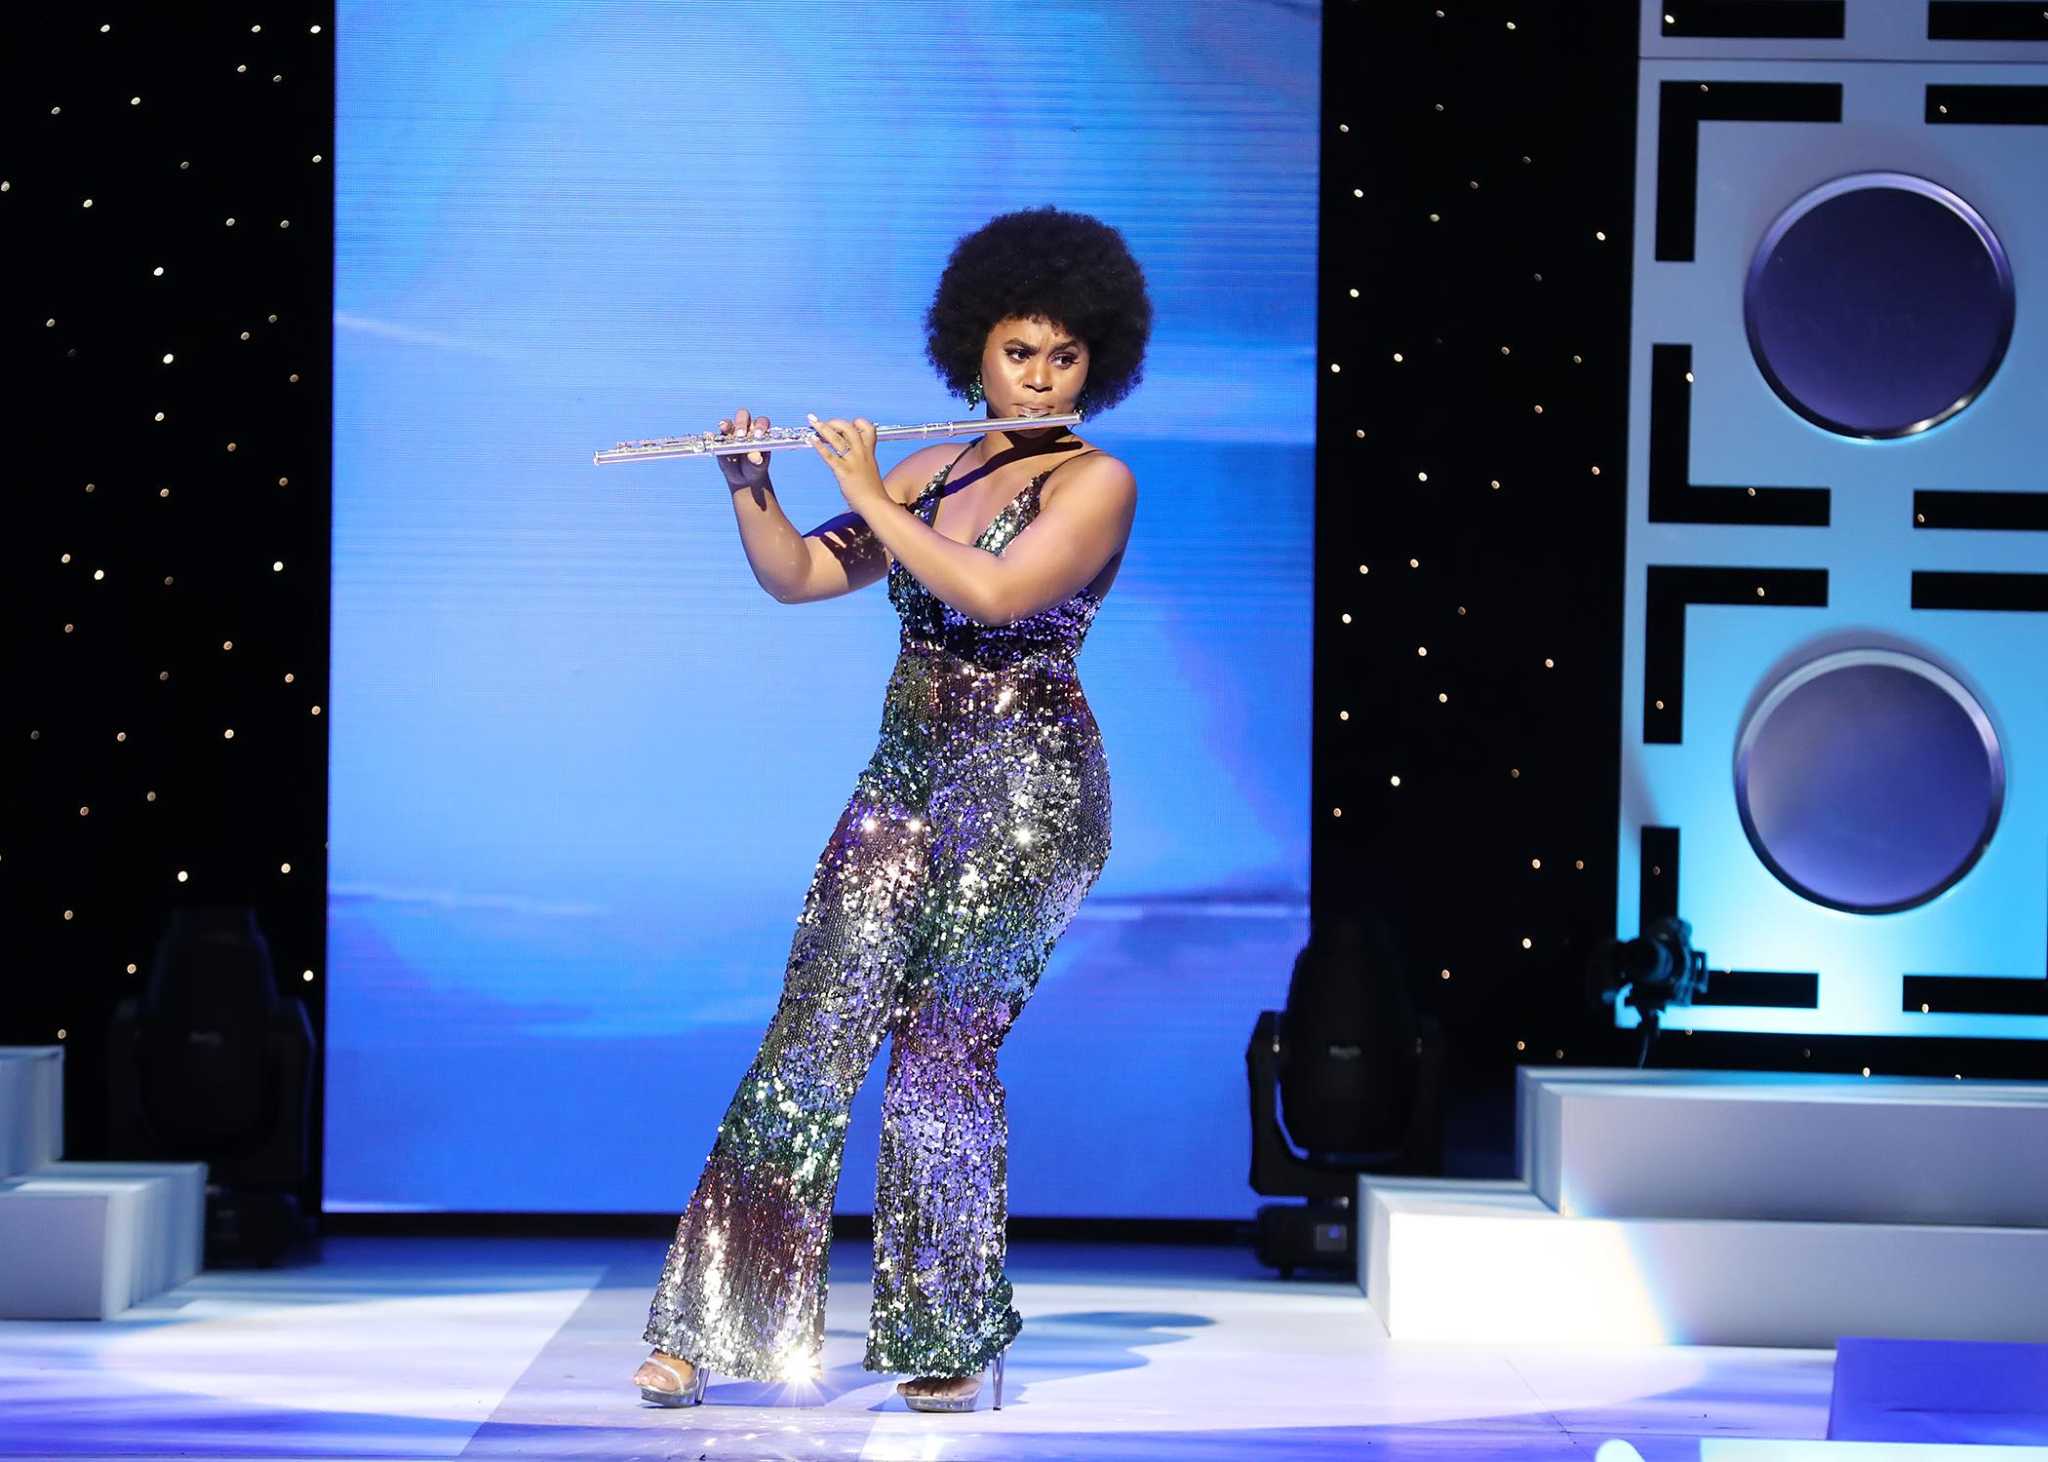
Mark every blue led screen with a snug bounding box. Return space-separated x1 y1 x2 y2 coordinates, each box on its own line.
327 1 1319 1215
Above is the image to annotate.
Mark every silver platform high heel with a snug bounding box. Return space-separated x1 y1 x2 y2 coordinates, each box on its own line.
900 1351 1005 1413
637 1354 709 1407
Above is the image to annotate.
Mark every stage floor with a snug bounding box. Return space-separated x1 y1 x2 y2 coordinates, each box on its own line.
0 1235 1833 1460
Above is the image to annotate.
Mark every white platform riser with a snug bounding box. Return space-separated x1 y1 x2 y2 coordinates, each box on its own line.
0 1045 210 1320
0 1048 64 1180
1522 1070 2048 1227
0 1163 207 1319
1362 1176 2048 1348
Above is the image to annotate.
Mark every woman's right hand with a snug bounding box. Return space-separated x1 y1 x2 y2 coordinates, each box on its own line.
716 406 776 491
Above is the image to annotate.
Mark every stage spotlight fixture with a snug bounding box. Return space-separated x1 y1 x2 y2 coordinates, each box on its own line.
1246 914 1443 1277
107 905 317 1264
1587 914 1709 1068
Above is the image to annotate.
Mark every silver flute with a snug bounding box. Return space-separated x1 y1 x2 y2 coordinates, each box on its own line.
592 410 1083 465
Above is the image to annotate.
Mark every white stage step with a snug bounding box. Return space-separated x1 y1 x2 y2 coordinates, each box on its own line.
1359 1174 2048 1347
1514 1068 2048 1196
0 1162 208 1319
1519 1069 2048 1226
0 1046 64 1178
0 1045 209 1319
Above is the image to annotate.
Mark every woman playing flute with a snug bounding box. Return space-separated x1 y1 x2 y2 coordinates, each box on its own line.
634 205 1152 1413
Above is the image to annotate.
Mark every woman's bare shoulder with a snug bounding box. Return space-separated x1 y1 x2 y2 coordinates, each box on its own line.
1051 443 1135 497
1077 442 1130 475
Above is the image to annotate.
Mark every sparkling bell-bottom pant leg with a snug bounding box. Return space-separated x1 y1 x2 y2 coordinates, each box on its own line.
639 780 931 1382
643 660 1110 1383
863 693 1109 1378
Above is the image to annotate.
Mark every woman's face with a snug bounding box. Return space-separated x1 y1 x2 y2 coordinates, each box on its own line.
980 315 1090 420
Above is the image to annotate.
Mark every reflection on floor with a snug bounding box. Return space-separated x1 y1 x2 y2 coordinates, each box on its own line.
0 1235 1836 1460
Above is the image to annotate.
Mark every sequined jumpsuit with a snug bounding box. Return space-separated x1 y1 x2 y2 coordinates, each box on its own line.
643 444 1113 1382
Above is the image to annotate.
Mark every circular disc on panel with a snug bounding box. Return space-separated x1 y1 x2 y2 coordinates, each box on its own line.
1744 172 2014 439
1734 649 2002 914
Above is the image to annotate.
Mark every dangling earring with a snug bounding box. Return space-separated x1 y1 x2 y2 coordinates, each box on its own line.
965 371 984 409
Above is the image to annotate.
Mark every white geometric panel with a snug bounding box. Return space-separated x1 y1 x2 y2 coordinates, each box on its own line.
1621 8 2048 1040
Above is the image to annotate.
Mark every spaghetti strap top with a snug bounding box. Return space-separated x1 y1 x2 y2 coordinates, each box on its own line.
886 446 1107 672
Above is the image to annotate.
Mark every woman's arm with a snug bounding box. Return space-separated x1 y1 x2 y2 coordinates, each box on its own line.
770 443 956 604
859 454 1136 626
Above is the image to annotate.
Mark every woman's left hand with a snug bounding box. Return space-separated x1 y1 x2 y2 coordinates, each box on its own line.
806 413 889 513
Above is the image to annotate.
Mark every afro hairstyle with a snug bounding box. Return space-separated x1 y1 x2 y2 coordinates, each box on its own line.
924 205 1152 418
